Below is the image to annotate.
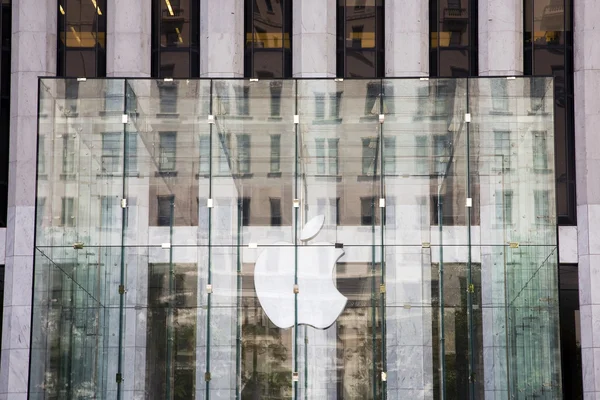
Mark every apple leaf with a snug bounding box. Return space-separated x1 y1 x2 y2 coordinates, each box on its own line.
300 215 325 241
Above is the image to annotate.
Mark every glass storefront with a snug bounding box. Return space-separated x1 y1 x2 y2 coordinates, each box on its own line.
30 77 561 399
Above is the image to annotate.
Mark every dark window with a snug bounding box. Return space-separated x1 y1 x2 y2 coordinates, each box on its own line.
429 0 478 77
362 137 378 175
316 138 339 175
157 195 174 226
337 0 384 78
524 0 575 224
270 198 281 226
241 198 251 226
101 132 121 174
0 0 10 227
158 83 178 114
159 132 177 172
151 0 200 78
61 197 75 227
58 0 107 77
237 134 251 174
270 134 281 173
244 0 292 78
361 197 376 226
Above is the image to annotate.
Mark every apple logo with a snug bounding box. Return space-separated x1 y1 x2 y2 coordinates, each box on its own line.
254 215 347 329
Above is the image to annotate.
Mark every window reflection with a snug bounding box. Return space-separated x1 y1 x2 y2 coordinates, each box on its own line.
429 0 477 77
152 0 200 78
337 0 384 78
524 0 575 224
244 0 292 78
58 0 106 77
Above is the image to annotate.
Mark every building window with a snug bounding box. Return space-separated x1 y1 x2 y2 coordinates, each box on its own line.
494 130 511 170
237 134 251 174
244 0 292 78
361 197 376 226
234 85 250 116
491 79 509 112
270 198 282 226
125 132 138 175
62 136 76 175
101 132 121 174
270 81 283 116
61 197 75 227
100 196 118 229
57 0 106 77
415 135 428 175
151 0 200 78
534 190 550 224
157 195 174 226
159 132 177 172
316 138 339 175
158 83 178 114
241 198 251 226
524 0 574 224
533 131 548 171
429 0 478 77
383 136 396 174
270 134 281 173
362 137 378 175
218 133 231 173
496 190 513 225
199 135 210 174
337 0 384 78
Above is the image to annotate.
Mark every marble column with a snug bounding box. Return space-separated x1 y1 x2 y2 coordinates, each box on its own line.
574 0 600 397
200 0 244 77
106 0 151 77
0 1 56 399
478 0 523 76
292 0 336 77
385 0 428 77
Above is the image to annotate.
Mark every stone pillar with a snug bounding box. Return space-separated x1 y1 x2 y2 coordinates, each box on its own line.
200 0 244 77
0 0 56 399
106 0 151 77
385 1 428 77
574 1 600 397
293 0 336 77
478 0 523 76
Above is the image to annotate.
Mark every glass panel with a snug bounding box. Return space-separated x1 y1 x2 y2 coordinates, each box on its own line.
31 77 560 400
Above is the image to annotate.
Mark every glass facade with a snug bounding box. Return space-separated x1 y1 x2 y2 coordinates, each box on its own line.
429 0 478 77
336 0 384 78
151 0 201 78
524 0 575 224
31 77 560 399
244 0 292 78
58 0 107 77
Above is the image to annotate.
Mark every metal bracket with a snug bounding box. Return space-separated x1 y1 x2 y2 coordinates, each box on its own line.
293 284 299 294
121 198 127 208
464 113 471 123
116 373 123 383
380 284 386 294
73 242 84 250
118 285 125 295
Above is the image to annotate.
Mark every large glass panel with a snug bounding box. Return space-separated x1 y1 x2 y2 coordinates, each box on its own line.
31 77 560 400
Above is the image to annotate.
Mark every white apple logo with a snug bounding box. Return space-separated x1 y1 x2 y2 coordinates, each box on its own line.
254 215 347 329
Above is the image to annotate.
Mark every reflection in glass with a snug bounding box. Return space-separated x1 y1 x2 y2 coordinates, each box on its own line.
524 0 575 223
152 0 200 77
337 0 384 78
58 0 106 77
245 0 292 78
30 77 561 400
429 0 477 77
